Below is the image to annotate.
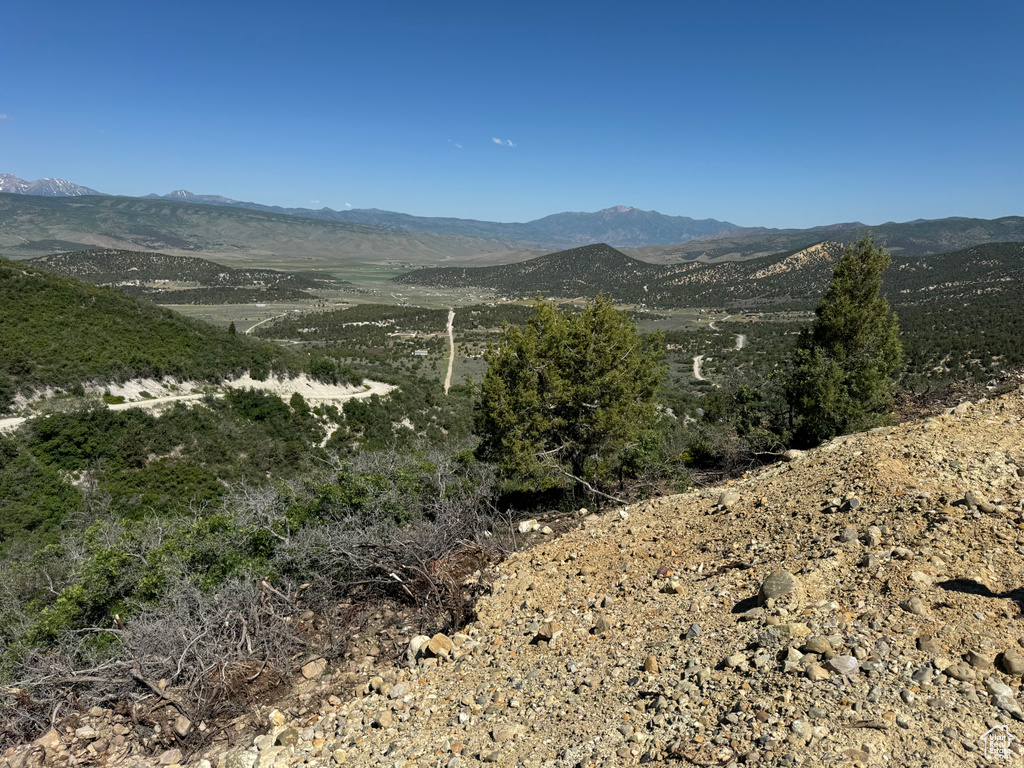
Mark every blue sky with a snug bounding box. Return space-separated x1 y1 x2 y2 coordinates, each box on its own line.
2 1 1022 228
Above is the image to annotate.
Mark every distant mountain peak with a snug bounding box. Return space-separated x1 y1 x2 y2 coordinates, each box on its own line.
0 173 105 197
145 189 241 205
600 205 636 214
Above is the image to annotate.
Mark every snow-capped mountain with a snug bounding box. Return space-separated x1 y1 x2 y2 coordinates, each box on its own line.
0 173 105 196
143 189 241 205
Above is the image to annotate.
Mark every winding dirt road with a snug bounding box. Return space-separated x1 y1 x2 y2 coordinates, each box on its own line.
0 376 397 434
443 309 455 395
693 354 706 381
245 314 287 335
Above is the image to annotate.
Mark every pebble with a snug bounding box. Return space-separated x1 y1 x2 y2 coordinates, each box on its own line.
900 596 929 616
826 656 859 676
805 664 829 682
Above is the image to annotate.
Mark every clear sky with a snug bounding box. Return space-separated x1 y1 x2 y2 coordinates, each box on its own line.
2 0 1022 228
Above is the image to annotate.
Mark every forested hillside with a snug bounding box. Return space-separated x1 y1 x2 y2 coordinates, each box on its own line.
0 257 309 410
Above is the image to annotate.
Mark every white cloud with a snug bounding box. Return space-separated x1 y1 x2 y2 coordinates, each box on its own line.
455 142 463 149
0 114 10 121
344 202 352 208
311 200 321 205
492 137 516 147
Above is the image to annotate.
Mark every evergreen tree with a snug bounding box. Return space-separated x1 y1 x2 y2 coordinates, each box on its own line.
786 235 902 445
478 295 664 494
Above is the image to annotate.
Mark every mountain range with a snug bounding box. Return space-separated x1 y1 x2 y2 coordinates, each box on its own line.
2 173 1022 263
0 173 103 197
143 193 741 248
4 173 740 248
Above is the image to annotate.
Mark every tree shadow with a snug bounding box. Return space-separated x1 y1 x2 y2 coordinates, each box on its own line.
937 579 1024 613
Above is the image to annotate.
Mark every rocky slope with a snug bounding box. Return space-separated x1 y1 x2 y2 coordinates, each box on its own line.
6 382 1024 768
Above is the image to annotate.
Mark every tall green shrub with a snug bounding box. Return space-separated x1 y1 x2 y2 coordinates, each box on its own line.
478 295 664 493
786 235 902 445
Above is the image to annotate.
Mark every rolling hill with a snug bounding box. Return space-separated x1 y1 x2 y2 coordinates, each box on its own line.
396 240 1024 310
23 249 352 303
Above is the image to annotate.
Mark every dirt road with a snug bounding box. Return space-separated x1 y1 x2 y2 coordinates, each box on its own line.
444 309 455 395
0 417 26 433
245 314 286 335
693 354 706 381
0 376 397 434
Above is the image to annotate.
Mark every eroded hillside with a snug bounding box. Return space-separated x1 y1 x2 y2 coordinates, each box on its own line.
10 378 1024 768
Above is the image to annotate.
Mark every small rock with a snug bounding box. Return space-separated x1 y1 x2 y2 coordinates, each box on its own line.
159 749 183 766
1000 647 1024 676
75 727 99 740
268 709 286 726
790 718 811 741
725 653 747 669
407 635 431 664
301 657 327 679
719 490 741 509
758 569 802 606
374 710 393 728
801 636 833 655
36 729 62 750
965 490 995 513
685 623 701 640
777 622 810 640
900 596 929 616
994 695 1024 720
943 662 975 682
986 677 1014 698
839 527 858 543
805 664 829 682
172 715 191 739
918 634 943 655
275 728 299 747
389 682 410 699
826 655 859 676
593 616 614 634
427 633 454 657
517 519 539 534
644 655 659 673
910 570 933 586
536 621 562 642
781 449 803 462
225 750 258 768
966 650 994 671
491 724 521 743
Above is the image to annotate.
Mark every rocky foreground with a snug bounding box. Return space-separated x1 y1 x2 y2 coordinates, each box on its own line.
7 385 1024 768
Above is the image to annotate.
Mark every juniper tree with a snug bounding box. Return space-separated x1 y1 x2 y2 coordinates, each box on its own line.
477 295 664 496
786 235 902 445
